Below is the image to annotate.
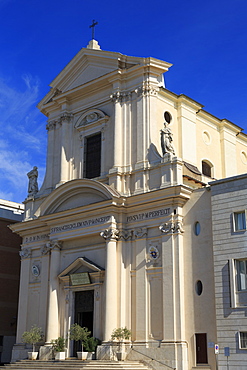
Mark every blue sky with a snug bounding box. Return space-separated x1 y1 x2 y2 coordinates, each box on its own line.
0 0 246 203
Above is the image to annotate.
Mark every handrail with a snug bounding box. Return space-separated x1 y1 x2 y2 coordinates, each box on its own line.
130 347 176 370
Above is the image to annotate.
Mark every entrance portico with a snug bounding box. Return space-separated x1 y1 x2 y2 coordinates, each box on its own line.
58 257 105 356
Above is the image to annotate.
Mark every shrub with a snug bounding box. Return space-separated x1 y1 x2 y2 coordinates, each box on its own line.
111 327 131 342
69 324 91 352
83 336 100 352
21 325 43 352
51 336 66 352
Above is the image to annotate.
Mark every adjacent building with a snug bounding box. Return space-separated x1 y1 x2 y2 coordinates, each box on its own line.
0 199 24 364
210 174 247 369
10 39 247 369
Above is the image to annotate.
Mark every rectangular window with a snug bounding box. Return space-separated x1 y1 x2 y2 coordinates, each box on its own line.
84 133 101 179
233 211 246 231
229 259 247 308
237 260 247 291
239 332 247 349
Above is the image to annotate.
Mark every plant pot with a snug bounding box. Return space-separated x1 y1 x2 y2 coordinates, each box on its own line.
55 352 66 360
86 351 95 360
77 351 88 360
28 352 38 360
116 351 127 361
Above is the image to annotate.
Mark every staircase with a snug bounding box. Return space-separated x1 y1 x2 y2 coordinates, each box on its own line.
3 360 152 370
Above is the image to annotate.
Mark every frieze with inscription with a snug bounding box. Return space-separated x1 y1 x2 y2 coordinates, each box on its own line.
127 208 170 223
24 234 49 244
51 216 111 234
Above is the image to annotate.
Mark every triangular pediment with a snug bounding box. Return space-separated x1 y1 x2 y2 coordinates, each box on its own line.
38 46 173 113
49 49 140 94
65 63 115 91
59 257 104 278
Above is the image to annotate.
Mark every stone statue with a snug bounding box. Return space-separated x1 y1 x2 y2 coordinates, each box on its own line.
27 166 38 196
160 122 175 156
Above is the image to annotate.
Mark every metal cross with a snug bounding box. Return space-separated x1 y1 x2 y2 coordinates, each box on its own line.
89 19 98 40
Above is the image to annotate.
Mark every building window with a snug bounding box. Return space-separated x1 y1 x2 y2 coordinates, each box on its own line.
84 133 101 179
233 211 246 232
195 280 203 296
229 259 247 308
202 161 212 177
239 332 247 349
236 260 247 291
194 221 201 236
164 111 172 124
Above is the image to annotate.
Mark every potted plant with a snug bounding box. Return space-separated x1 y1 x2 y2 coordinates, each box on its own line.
111 327 131 361
69 323 91 360
83 336 100 359
51 336 66 360
21 325 43 360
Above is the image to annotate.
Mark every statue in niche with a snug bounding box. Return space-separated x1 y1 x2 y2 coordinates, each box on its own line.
27 166 38 196
160 118 175 156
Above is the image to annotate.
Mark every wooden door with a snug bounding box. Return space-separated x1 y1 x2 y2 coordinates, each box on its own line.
195 333 208 364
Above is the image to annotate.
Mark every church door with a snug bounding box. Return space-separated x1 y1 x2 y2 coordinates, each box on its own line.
73 290 94 355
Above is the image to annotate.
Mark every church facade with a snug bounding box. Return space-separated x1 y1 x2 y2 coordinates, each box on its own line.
10 40 247 369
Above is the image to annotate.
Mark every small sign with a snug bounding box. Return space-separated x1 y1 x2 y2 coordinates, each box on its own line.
208 342 214 348
215 344 219 354
224 347 230 357
70 272 90 286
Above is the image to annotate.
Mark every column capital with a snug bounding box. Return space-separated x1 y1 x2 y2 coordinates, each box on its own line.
159 221 184 234
41 240 62 255
46 121 57 131
133 227 147 239
135 84 158 97
110 90 132 103
100 228 119 241
19 248 31 260
110 91 123 103
58 112 73 124
51 240 63 250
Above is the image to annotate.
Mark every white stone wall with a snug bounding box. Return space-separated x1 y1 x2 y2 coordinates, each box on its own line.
183 188 217 369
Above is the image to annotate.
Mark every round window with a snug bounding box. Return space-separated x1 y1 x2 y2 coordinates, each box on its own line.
195 280 203 296
194 221 201 236
164 111 172 124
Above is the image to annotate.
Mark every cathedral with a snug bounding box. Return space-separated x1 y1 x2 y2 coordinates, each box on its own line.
10 38 247 369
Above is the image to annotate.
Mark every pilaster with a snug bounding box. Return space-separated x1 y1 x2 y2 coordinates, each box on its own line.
16 248 31 343
111 92 123 169
133 227 148 342
100 228 119 342
59 112 73 184
46 241 62 343
160 215 188 370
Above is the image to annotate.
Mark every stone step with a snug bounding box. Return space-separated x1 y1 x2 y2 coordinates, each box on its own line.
3 360 151 370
